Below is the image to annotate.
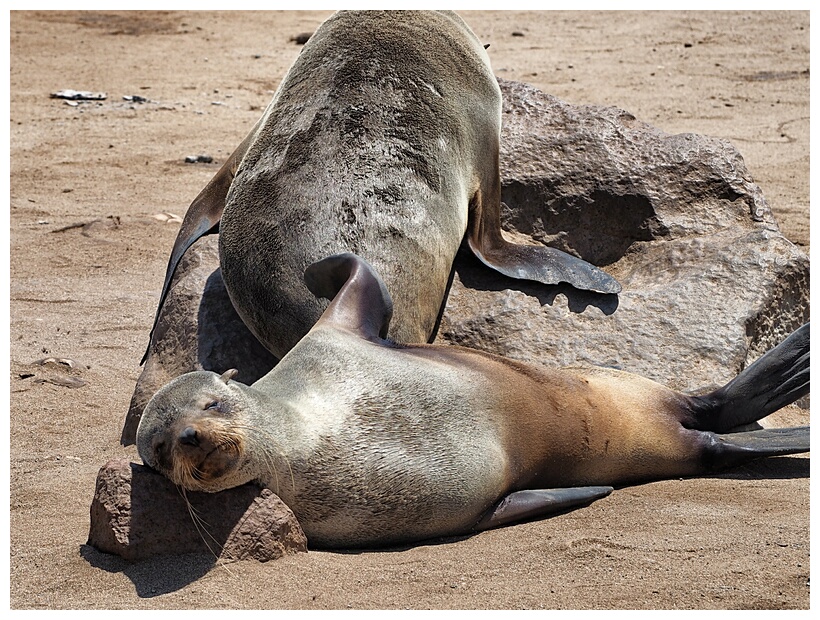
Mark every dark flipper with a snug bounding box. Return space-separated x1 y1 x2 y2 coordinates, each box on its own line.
691 323 809 432
304 253 394 343
468 236 622 295
703 426 810 472
717 426 810 454
473 487 613 532
466 185 621 295
140 120 262 364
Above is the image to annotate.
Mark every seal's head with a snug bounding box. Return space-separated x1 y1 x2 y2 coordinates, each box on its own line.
136 368 253 492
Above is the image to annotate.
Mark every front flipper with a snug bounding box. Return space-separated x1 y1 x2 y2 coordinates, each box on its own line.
467 186 621 294
304 253 394 343
141 119 263 364
468 236 622 295
474 487 613 532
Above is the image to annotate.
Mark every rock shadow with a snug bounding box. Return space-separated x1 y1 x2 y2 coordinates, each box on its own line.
196 268 278 383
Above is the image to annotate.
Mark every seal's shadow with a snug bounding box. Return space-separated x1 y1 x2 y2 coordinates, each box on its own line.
196 267 278 381
80 546 217 598
705 454 810 481
78 455 808 586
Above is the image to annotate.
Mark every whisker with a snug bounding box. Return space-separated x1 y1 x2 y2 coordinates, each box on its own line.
177 482 237 576
231 423 296 495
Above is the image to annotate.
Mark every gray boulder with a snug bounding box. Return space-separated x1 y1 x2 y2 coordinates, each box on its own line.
436 80 808 394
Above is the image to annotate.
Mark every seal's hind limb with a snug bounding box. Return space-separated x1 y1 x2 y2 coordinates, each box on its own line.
685 323 809 433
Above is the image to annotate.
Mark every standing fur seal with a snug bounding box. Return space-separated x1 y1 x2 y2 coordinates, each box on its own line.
137 253 809 549
144 10 619 364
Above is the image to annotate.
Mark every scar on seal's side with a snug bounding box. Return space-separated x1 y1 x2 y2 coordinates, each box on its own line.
137 253 809 549
143 9 620 363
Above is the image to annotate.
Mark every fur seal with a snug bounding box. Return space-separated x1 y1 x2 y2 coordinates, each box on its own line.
137 253 810 549
144 10 620 364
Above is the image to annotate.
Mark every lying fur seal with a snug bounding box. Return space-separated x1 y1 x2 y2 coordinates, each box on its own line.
144 10 619 364
136 253 809 549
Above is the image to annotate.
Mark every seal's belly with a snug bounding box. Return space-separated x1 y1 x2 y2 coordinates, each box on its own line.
288 427 508 548
260 333 510 547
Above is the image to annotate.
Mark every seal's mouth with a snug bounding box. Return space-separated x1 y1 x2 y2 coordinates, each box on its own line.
190 448 220 481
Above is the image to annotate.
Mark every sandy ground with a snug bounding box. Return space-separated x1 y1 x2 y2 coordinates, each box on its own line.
7 10 810 610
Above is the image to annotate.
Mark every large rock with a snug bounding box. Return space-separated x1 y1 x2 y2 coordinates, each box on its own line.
122 78 809 446
87 459 307 562
437 79 809 394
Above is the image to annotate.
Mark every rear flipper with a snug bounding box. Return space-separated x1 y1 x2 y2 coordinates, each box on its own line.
703 426 810 472
690 323 809 432
473 487 613 532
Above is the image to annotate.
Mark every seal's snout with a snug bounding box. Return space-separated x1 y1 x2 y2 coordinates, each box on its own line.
174 421 217 462
179 426 200 447
165 417 246 491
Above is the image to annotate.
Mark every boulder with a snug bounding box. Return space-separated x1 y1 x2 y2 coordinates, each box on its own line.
87 459 307 562
437 79 809 394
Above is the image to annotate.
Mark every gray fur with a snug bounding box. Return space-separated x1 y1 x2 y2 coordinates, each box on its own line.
218 10 498 358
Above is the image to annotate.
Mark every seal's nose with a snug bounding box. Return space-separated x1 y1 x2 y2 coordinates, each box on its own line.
179 426 200 447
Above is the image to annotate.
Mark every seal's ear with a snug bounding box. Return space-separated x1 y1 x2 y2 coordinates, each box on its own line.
304 253 394 343
220 368 239 383
141 116 265 366
484 43 490 49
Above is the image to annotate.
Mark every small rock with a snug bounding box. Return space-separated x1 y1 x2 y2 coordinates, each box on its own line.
87 459 308 562
34 375 87 388
50 89 107 101
34 357 79 369
152 212 183 224
14 357 88 389
184 154 213 164
290 32 312 45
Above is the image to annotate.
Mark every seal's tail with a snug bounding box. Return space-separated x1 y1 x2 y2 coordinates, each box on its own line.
691 323 809 433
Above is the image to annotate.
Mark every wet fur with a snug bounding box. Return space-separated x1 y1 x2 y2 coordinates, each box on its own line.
218 10 498 358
